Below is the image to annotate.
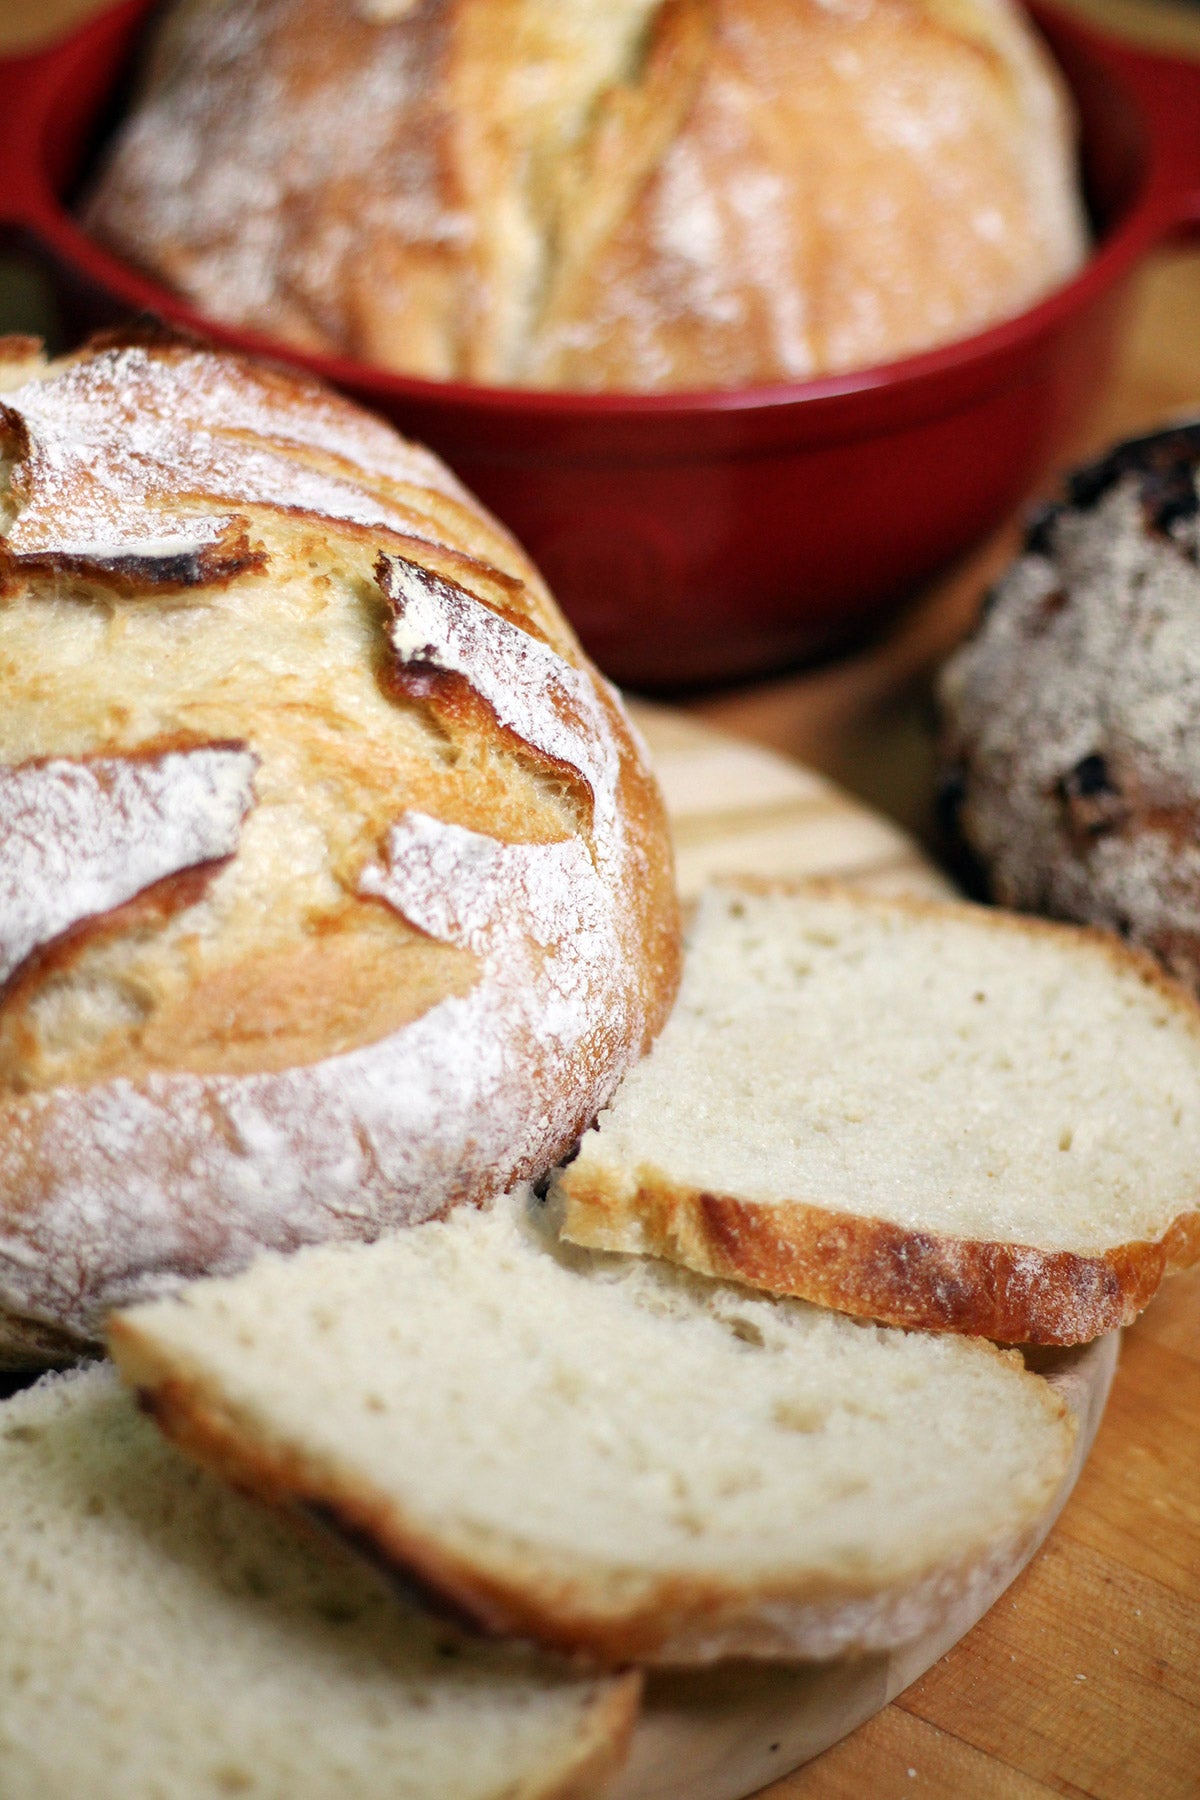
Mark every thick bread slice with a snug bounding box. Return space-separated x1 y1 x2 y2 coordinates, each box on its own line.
0 1365 638 1800
555 882 1200 1344
109 1193 1076 1668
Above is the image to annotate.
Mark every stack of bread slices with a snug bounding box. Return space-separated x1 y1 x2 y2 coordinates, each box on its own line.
5 335 1200 1796
8 875 1200 1796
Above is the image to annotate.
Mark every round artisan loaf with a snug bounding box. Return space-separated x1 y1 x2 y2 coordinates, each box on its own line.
938 419 1200 992
84 0 1088 390
0 330 679 1364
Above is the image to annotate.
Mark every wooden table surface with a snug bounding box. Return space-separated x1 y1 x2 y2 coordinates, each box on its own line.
1 2 1197 1796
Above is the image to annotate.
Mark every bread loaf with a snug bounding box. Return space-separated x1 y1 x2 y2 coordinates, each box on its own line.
554 881 1200 1343
0 1365 639 1799
0 330 679 1363
85 0 1088 390
939 420 1200 992
109 1190 1076 1668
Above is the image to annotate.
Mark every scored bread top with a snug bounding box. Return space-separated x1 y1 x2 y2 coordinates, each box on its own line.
85 0 1087 389
0 1366 639 1800
555 882 1200 1343
109 1191 1076 1667
0 331 679 1361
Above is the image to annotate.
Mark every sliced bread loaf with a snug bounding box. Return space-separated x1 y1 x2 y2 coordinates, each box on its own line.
0 1365 637 1800
109 1193 1075 1667
554 882 1200 1343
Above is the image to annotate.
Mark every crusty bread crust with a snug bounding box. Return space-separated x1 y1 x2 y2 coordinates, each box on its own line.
558 1172 1200 1346
557 880 1200 1344
111 1317 1073 1668
0 333 679 1359
85 0 1087 389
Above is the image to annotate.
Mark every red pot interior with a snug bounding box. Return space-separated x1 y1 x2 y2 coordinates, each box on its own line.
3 0 1198 687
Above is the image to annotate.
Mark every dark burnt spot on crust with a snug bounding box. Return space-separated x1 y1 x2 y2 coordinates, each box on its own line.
934 765 965 845
1062 752 1114 800
1023 502 1064 559
1057 752 1129 842
1 528 268 595
933 766 992 901
1031 587 1069 632
1064 420 1200 545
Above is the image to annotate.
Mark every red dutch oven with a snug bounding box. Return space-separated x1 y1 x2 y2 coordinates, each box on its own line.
0 0 1198 688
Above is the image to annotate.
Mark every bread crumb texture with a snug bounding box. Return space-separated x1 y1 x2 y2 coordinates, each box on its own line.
0 1364 636 1799
0 335 678 1355
109 1193 1076 1664
566 883 1200 1246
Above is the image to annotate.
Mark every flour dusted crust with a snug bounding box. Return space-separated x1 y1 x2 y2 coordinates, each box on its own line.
939 420 1200 992
0 747 258 987
0 331 679 1362
85 0 1088 390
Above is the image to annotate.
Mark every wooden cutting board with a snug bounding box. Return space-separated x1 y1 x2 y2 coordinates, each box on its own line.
630 704 1200 1800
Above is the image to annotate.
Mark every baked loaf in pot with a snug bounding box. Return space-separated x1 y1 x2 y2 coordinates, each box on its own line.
938 420 1200 994
85 0 1089 391
0 330 679 1365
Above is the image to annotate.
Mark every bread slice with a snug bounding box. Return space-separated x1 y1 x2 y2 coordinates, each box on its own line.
0 1365 638 1800
553 881 1200 1344
109 1193 1075 1668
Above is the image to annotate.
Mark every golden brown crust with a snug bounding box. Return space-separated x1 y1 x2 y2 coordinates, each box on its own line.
0 337 680 1359
111 1318 1071 1668
558 1171 1200 1346
85 0 1087 390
